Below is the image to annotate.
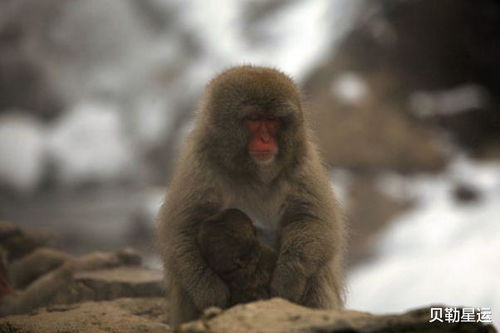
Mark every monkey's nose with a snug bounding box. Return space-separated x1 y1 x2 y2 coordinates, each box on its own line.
259 128 271 142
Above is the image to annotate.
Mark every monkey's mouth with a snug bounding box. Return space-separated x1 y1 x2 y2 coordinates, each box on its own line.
249 150 277 161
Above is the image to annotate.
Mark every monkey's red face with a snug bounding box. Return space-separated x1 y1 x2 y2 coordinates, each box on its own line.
244 114 281 162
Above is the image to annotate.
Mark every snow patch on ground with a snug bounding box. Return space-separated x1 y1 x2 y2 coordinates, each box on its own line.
347 157 500 325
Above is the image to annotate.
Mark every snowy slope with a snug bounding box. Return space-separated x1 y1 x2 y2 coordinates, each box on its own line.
0 0 363 192
175 0 363 81
347 157 500 325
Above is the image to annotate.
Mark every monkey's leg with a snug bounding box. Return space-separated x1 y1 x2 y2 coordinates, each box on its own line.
301 265 343 309
168 278 201 327
166 234 230 314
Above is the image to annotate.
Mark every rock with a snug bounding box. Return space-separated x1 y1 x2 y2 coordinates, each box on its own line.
0 297 170 333
304 0 500 160
8 246 142 290
1 298 496 333
53 265 163 305
304 81 448 172
69 248 142 271
0 222 54 261
1 243 159 316
453 183 481 203
1 266 163 315
67 266 164 301
179 298 496 333
0 263 74 316
9 247 71 289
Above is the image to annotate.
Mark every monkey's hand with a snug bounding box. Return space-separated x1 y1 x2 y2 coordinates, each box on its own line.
270 257 307 303
191 270 230 310
167 236 230 310
270 209 337 303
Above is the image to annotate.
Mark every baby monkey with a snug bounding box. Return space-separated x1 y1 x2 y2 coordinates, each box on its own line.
197 209 277 306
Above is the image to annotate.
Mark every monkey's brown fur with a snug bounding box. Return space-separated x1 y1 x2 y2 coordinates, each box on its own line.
157 65 345 327
197 209 276 306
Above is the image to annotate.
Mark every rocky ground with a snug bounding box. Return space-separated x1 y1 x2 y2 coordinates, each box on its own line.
0 223 497 333
0 298 169 333
0 222 163 316
1 298 497 333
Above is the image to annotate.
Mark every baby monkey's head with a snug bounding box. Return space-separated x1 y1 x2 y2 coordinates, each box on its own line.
197 209 259 281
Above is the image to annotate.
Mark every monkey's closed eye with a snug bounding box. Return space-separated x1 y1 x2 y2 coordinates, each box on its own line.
245 115 260 121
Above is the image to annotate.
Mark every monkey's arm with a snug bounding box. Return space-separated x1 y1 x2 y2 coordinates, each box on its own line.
158 198 230 310
169 233 230 309
271 190 341 303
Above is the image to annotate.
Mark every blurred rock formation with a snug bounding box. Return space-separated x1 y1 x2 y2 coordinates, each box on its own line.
0 223 162 316
305 0 500 163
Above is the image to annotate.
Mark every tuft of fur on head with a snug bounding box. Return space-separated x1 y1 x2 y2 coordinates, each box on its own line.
193 65 309 182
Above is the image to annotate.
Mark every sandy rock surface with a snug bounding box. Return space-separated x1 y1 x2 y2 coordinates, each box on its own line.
179 299 496 333
2 298 496 333
52 266 164 305
0 297 170 333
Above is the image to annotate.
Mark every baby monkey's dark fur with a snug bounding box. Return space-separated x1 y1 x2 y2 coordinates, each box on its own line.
197 209 276 306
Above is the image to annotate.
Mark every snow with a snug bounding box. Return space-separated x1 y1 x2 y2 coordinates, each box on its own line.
330 168 354 206
331 72 368 104
132 96 173 149
409 84 489 117
176 0 363 81
142 186 167 223
0 113 47 193
347 157 500 325
247 0 340 79
0 1 366 190
46 102 135 185
0 103 138 190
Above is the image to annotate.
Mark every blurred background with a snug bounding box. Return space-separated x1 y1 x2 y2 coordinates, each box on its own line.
0 0 499 321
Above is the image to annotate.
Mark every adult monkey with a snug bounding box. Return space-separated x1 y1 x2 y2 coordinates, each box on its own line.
157 65 345 327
